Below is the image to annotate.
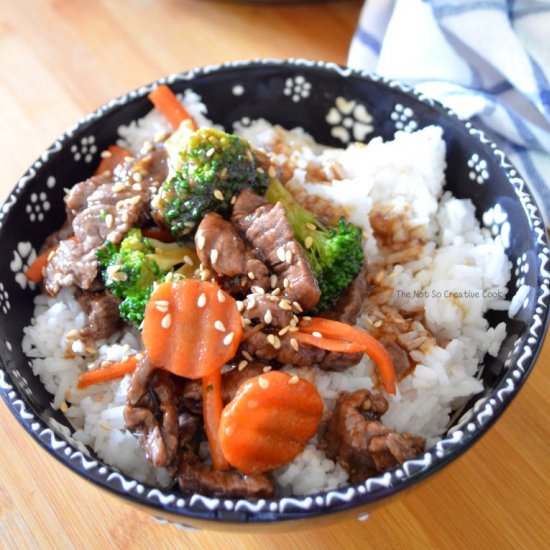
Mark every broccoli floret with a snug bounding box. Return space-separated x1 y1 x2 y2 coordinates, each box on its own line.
96 228 197 325
155 128 268 240
266 178 364 311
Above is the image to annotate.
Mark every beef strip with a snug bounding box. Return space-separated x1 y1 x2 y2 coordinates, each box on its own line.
124 354 185 469
178 449 275 499
195 212 270 292
77 291 122 341
232 189 321 311
44 148 168 296
379 337 413 381
319 266 368 326
319 389 425 483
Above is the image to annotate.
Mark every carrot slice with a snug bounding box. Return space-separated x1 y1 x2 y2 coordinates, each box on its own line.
25 247 55 283
298 317 397 395
94 144 132 175
292 331 365 353
218 371 324 475
77 355 139 389
141 226 175 243
148 85 198 131
202 369 230 471
142 279 242 379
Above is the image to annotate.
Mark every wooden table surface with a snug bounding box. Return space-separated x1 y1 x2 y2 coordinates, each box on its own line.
0 1 548 548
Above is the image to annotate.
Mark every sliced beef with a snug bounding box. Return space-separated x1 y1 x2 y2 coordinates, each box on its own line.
319 266 368 326
379 337 413 381
195 212 270 292
231 188 270 234
77 291 122 341
178 450 275 499
124 354 187 469
319 390 425 483
240 201 321 311
242 294 294 328
242 330 326 367
44 148 168 296
181 363 266 414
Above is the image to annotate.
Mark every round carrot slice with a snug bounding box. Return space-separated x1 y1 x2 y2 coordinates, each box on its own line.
218 371 324 475
142 279 242 379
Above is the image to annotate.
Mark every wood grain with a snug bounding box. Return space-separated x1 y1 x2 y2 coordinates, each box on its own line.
0 1 548 548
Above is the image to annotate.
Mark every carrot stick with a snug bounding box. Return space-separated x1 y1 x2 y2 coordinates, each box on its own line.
25 247 55 283
202 369 230 471
142 279 242 379
148 85 198 131
76 355 139 389
218 371 324 474
95 144 132 175
292 331 365 353
298 317 397 395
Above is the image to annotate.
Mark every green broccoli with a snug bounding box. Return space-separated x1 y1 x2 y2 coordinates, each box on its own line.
266 178 364 311
96 228 197 325
155 128 268 240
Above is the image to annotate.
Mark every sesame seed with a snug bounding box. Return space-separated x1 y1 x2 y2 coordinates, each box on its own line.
252 286 265 295
156 303 169 313
276 247 286 262
132 172 143 182
258 376 269 389
100 150 112 159
288 375 299 385
231 195 237 205
105 213 114 228
292 301 303 313
238 360 248 371
271 288 281 296
264 310 273 324
206 147 215 157
303 316 312 321
279 299 292 310
210 249 219 264
197 293 207 308
306 222 317 231
135 352 144 360
60 401 69 413
304 236 314 249
128 195 141 205
242 350 253 361
47 249 56 261
266 334 276 346
283 278 290 288
273 336 282 349
373 320 383 328
165 272 174 282
223 332 235 345
183 255 194 266
270 274 278 288
200 268 211 281
278 326 290 336
312 331 323 338
213 189 224 201
248 271 255 280
214 320 226 332
217 290 226 303
288 326 299 332
196 232 205 250
161 314 172 329
285 250 293 264
290 338 299 351
247 297 256 310
263 366 272 373
236 300 244 312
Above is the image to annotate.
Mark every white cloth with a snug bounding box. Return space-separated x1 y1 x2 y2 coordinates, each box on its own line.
348 0 550 225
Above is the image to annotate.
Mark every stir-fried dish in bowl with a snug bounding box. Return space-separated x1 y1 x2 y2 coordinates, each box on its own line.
1 60 548 529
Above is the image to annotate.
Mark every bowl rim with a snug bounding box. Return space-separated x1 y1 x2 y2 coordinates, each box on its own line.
1 58 549 526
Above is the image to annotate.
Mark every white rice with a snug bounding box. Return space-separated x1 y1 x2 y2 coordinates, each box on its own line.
22 95 513 496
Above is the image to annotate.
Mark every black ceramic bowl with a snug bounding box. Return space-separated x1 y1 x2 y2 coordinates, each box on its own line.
0 59 549 531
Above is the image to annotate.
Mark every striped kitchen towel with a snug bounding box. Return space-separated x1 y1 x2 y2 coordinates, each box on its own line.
348 0 550 224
